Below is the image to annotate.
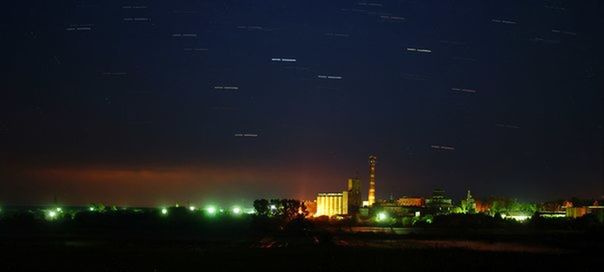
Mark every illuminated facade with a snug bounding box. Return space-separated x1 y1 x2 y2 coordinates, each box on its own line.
566 205 604 219
368 155 377 206
347 177 361 213
315 192 348 217
397 197 425 207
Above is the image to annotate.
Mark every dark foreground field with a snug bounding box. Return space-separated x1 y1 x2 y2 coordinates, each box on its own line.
1 210 603 271
1 227 602 271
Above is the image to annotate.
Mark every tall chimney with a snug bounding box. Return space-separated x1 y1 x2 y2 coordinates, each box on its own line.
368 155 377 206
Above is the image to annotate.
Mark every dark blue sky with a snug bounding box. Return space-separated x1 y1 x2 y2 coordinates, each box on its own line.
1 0 602 206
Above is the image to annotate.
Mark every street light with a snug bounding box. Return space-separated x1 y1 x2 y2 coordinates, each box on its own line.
206 206 217 215
376 212 388 222
47 210 57 220
232 206 242 215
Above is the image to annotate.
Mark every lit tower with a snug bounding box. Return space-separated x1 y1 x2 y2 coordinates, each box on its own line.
368 155 377 206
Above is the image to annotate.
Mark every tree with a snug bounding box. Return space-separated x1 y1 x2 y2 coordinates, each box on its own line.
280 199 306 221
253 199 269 216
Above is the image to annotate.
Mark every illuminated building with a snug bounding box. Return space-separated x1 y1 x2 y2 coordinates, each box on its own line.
315 192 348 217
425 188 453 215
368 155 377 206
397 197 424 207
566 204 604 219
374 200 419 217
347 177 361 213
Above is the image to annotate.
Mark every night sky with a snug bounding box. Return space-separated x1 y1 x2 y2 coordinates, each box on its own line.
1 0 602 206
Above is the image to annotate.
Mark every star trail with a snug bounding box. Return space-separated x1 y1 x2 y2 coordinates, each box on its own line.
1 0 602 206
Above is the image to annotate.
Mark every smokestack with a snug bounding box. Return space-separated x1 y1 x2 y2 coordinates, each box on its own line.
368 155 377 206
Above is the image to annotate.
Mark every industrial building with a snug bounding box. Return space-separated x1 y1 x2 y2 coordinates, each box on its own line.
397 197 425 207
367 155 377 206
425 188 453 214
315 192 348 217
347 177 361 213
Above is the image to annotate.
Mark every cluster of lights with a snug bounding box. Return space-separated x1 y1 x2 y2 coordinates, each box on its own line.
501 213 531 222
46 207 63 220
376 212 388 222
158 205 251 217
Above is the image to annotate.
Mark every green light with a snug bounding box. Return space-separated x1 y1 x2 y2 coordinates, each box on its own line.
376 212 388 222
189 206 196 211
270 205 277 210
89 207 95 212
206 206 217 215
56 207 62 212
245 208 256 214
232 206 241 215
47 210 57 219
161 208 168 215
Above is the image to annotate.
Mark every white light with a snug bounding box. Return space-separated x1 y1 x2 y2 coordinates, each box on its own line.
377 212 388 221
232 207 242 214
47 211 57 219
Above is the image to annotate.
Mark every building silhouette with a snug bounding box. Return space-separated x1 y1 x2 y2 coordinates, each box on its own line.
347 177 361 213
